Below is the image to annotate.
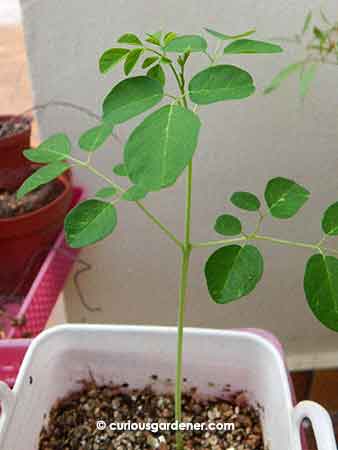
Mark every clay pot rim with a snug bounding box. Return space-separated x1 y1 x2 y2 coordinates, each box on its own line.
0 114 32 143
0 174 72 225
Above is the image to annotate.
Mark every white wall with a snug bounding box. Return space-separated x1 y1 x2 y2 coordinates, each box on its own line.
1 0 21 24
20 0 338 368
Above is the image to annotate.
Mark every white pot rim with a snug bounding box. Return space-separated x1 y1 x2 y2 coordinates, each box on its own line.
0 324 336 450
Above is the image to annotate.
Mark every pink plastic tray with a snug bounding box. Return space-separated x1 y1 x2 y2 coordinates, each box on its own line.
0 187 84 385
0 339 31 387
1 187 84 339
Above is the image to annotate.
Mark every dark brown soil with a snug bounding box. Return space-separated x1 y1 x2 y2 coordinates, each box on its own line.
0 117 31 139
0 179 64 218
39 381 264 450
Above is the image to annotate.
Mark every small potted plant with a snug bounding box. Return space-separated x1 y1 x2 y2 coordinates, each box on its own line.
0 121 73 311
0 28 336 450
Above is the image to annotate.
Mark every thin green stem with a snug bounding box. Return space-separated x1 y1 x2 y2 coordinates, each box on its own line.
144 47 164 58
165 92 178 100
71 156 123 192
254 234 319 251
135 200 183 250
169 62 184 98
211 40 222 65
175 57 192 450
191 236 246 248
175 161 193 450
70 156 183 249
191 232 338 257
175 245 191 450
184 163 193 240
204 50 214 63
316 235 327 247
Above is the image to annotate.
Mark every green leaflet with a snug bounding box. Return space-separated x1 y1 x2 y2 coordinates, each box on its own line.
99 48 129 73
189 65 255 104
24 134 71 163
78 123 113 152
124 105 201 191
322 202 338 236
304 254 338 332
17 162 70 199
230 192 261 211
223 39 283 54
214 214 242 236
103 76 163 124
204 28 256 41
65 199 117 248
165 35 207 53
205 244 264 304
265 177 310 219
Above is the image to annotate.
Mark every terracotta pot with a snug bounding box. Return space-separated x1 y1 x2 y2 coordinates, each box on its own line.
0 174 72 300
0 115 32 191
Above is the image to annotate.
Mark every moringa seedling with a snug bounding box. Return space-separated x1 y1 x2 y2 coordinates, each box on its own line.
19 28 338 450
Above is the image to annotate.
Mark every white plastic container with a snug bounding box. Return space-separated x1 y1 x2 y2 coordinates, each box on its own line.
0 325 335 450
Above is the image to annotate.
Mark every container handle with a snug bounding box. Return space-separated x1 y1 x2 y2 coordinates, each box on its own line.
0 381 16 440
293 400 337 450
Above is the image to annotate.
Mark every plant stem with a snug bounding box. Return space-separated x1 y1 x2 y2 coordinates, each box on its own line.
175 161 193 450
70 157 183 249
175 244 191 450
191 236 246 248
254 234 319 251
175 57 193 450
184 163 193 240
191 233 338 257
135 200 183 249
170 62 182 85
